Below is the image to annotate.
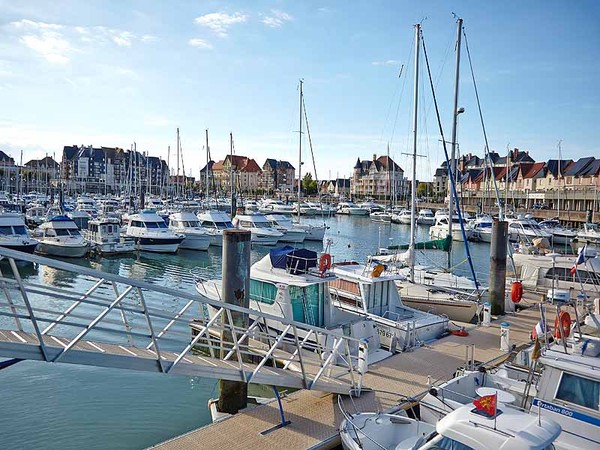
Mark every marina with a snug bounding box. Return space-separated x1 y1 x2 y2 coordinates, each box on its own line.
1 3 599 449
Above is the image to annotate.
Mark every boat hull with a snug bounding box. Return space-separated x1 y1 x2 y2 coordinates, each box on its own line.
136 237 183 253
36 242 89 258
0 243 38 254
179 235 212 250
94 241 136 255
401 297 478 323
278 230 307 243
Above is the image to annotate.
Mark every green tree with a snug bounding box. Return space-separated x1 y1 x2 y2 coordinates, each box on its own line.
416 182 428 198
302 173 318 195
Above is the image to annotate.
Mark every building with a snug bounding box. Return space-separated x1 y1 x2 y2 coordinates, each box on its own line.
212 155 263 194
351 154 405 201
324 178 351 198
261 159 295 194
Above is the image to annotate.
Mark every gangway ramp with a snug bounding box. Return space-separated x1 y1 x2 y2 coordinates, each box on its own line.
0 247 365 395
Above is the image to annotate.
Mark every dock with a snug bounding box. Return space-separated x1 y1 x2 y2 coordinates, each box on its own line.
152 298 553 450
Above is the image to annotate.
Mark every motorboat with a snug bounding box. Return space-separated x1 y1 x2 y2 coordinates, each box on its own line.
538 219 576 246
243 199 260 214
330 261 448 352
429 214 472 241
293 202 319 216
337 202 370 216
197 210 235 247
419 333 599 450
125 210 184 253
370 211 392 222
232 213 284 245
416 209 435 225
85 217 135 255
577 222 600 245
340 402 561 450
468 215 494 243
258 199 295 215
0 213 38 253
25 205 46 228
67 209 92 230
168 211 213 250
392 209 412 225
507 217 552 243
265 214 307 243
511 248 600 301
144 197 164 211
357 201 382 213
35 216 89 258
305 201 337 217
196 246 392 363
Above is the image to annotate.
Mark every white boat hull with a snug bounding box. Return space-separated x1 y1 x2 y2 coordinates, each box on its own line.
36 242 89 258
401 297 478 323
94 241 136 255
251 233 280 246
278 230 307 243
430 226 470 241
180 235 212 250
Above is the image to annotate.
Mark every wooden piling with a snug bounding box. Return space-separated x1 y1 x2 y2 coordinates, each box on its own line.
489 220 508 316
218 229 251 415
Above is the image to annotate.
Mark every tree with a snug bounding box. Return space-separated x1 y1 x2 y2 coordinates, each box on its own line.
302 173 318 196
416 182 429 198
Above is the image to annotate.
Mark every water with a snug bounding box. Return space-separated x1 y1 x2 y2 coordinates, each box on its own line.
0 216 493 449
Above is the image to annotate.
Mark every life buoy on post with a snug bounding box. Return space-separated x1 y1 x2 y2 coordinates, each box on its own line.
554 311 572 339
511 281 523 303
319 253 332 273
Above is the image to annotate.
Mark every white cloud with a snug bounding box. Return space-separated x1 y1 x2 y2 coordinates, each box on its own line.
8 20 157 64
371 60 401 66
188 38 213 49
261 10 293 28
20 31 72 64
194 12 247 38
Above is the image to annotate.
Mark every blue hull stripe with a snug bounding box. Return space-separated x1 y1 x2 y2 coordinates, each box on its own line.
532 398 600 428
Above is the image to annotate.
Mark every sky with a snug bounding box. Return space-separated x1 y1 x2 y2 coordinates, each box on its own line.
0 0 598 182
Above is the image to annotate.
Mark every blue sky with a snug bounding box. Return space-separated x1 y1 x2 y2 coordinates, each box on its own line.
0 0 598 182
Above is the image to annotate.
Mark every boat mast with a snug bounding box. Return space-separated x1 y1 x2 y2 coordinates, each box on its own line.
298 79 303 222
230 132 235 217
409 23 420 284
448 17 463 244
176 128 180 199
557 140 562 220
205 129 210 202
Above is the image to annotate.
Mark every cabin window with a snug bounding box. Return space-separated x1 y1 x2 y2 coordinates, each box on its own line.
555 372 600 411
70 229 81 237
146 222 159 228
157 221 167 229
12 226 27 235
0 226 13 235
131 220 142 227
45 229 56 237
106 225 113 233
249 279 276 305
546 267 599 284
429 436 475 450
239 220 252 228
289 284 324 327
55 229 70 236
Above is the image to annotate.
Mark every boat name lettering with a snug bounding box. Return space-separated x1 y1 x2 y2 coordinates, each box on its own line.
532 398 600 426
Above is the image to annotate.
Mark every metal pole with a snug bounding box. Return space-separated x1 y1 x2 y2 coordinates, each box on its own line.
218 228 251 415
489 219 508 315
298 79 303 222
230 132 235 217
409 23 420 284
448 18 463 243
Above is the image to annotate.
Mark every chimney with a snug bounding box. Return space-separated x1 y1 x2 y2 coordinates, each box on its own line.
372 154 377 162
513 148 519 159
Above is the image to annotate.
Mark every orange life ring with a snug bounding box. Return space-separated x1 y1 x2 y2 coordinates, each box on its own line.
319 253 332 273
511 281 523 303
371 264 385 278
554 311 571 339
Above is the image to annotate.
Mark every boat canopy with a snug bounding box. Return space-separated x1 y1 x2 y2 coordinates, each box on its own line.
269 246 317 275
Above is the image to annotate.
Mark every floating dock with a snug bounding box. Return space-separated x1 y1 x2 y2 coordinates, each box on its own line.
152 297 553 450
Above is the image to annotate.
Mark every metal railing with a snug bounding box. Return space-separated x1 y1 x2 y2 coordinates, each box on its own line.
0 247 366 394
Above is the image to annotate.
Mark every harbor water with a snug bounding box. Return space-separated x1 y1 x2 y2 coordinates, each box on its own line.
0 215 493 449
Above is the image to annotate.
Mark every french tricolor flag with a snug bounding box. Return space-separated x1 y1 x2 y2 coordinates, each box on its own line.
570 245 588 276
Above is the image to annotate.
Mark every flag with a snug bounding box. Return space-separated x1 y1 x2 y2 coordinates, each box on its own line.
473 393 497 417
532 337 541 361
570 245 588 276
531 319 546 339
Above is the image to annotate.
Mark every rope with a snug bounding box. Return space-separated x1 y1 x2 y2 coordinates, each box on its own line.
421 25 480 291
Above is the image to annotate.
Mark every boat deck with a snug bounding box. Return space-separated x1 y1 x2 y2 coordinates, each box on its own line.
152 297 557 450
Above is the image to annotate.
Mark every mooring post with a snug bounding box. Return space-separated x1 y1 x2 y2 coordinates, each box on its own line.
489 219 508 316
218 228 251 415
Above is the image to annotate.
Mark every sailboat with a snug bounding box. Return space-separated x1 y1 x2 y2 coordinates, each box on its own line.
376 20 484 323
292 80 327 242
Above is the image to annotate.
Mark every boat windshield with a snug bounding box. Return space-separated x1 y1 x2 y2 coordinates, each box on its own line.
214 221 233 229
146 221 167 229
0 226 14 235
182 220 200 227
253 222 271 229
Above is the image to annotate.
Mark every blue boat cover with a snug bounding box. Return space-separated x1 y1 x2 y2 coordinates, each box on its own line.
269 245 296 269
269 246 317 274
